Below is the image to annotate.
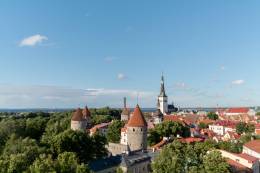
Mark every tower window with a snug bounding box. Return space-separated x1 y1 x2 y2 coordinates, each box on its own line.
141 128 142 131
133 128 135 132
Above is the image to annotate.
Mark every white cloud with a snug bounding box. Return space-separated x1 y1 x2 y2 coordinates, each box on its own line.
117 73 126 80
174 82 187 89
220 66 226 70
104 56 117 63
0 84 156 108
232 80 245 85
19 34 48 47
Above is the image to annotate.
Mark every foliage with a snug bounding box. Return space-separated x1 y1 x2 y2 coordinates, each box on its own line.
256 112 260 116
148 121 190 146
236 122 255 135
148 129 161 146
207 112 218 120
203 150 230 173
0 110 110 172
152 140 230 173
29 152 91 173
49 129 107 163
198 122 208 129
91 115 112 125
107 120 124 143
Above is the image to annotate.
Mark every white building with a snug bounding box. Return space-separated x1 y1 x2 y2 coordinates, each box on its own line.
219 150 259 173
209 122 236 136
243 140 260 159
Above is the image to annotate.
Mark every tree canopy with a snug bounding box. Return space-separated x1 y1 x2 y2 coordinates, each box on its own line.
207 112 218 120
152 140 230 173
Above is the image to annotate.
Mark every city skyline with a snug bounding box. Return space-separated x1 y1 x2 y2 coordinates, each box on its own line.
1 1 260 108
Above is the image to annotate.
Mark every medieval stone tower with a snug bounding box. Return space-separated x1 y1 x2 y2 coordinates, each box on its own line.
158 74 168 114
71 106 91 131
126 104 147 151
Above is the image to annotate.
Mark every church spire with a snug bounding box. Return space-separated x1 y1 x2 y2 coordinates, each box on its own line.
159 74 167 97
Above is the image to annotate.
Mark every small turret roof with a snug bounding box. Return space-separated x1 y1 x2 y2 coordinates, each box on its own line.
82 106 91 118
127 105 147 127
71 108 84 121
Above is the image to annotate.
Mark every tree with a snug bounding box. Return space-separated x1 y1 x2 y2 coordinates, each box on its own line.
152 140 223 173
236 122 255 135
198 122 208 129
256 112 260 116
50 130 107 163
29 154 56 173
29 153 91 173
203 150 230 173
147 130 161 146
25 116 48 140
152 141 185 173
207 112 218 120
236 122 247 135
107 120 124 143
154 121 190 138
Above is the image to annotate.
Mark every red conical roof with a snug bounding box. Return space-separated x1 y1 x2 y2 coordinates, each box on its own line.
127 105 147 127
82 106 91 118
71 108 84 121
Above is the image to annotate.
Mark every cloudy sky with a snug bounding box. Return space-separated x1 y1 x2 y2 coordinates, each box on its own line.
0 0 260 108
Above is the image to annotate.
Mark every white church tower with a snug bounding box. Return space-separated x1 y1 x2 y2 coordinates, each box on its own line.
158 74 168 114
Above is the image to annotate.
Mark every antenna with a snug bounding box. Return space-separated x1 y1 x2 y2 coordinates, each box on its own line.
136 92 139 105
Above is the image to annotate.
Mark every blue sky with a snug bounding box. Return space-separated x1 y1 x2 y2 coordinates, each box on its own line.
0 0 260 108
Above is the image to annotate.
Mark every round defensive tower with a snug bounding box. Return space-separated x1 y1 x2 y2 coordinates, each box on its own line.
71 108 88 131
126 104 147 151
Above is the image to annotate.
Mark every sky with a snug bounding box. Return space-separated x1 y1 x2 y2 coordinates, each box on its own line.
0 0 260 108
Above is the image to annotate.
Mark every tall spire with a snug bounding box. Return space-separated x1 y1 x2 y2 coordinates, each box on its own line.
159 74 167 97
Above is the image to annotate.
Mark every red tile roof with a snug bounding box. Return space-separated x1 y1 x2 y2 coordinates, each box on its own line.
90 122 111 133
151 139 167 150
71 108 84 121
121 127 127 132
227 159 252 173
179 137 204 144
244 140 260 153
164 115 187 126
226 107 249 114
127 104 147 127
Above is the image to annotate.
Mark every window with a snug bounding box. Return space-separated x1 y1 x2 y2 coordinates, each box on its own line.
141 128 142 131
133 128 135 132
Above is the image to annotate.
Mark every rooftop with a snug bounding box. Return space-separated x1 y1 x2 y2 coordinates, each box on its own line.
127 105 147 127
244 140 260 153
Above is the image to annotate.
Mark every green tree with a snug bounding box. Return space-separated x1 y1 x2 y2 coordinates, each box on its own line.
25 116 48 140
107 120 124 143
155 121 190 138
198 122 208 129
236 122 247 135
147 130 161 146
152 141 185 173
207 112 218 120
236 122 255 135
29 154 56 173
203 150 230 173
